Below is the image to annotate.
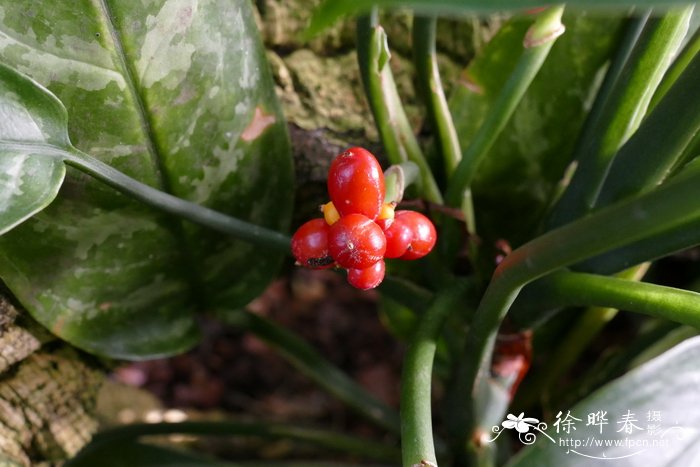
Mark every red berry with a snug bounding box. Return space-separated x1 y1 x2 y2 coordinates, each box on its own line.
328 213 386 269
348 260 386 290
377 218 413 259
395 211 437 260
291 219 334 269
327 147 385 220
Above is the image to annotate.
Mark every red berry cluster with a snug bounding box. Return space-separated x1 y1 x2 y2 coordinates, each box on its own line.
292 147 437 290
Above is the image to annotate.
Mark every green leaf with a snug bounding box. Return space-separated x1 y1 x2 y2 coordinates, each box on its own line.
448 13 623 244
0 0 293 358
594 37 700 207
223 310 401 434
68 441 228 467
0 63 69 235
307 0 684 38
507 336 700 467
548 8 692 227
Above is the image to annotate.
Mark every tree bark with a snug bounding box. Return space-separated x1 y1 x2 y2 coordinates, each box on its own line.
0 297 103 466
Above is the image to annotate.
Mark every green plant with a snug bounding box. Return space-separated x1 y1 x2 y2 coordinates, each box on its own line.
1 0 700 466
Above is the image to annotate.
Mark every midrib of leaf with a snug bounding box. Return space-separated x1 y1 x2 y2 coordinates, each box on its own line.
95 0 204 307
96 0 173 195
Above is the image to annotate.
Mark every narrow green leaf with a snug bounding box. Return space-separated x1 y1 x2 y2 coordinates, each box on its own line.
547 8 692 228
446 7 566 209
70 421 400 464
648 26 700 110
68 441 227 467
580 216 700 275
507 337 700 467
448 12 623 243
222 309 401 434
579 158 700 274
0 0 293 358
0 63 69 235
451 158 700 456
307 0 688 38
594 52 700 206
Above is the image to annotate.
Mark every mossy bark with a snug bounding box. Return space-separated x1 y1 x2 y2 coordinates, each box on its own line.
255 0 491 223
0 297 103 466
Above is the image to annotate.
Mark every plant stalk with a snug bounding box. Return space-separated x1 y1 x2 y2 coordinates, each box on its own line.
412 15 463 175
357 13 443 204
450 161 700 461
445 6 565 210
401 282 472 467
515 264 648 409
63 148 291 252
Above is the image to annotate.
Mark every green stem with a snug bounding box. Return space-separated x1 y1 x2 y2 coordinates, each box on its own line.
445 6 565 209
401 283 471 467
412 15 463 175
452 161 700 458
546 8 692 228
515 264 648 409
223 309 401 434
516 267 700 408
61 148 291 252
82 421 400 463
357 13 443 204
520 269 700 328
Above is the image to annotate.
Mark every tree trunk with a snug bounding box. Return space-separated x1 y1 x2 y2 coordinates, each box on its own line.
0 297 103 466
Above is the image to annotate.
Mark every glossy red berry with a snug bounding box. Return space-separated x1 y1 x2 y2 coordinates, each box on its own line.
395 210 437 260
377 218 413 259
327 147 385 220
328 213 386 269
347 260 386 290
291 219 334 269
